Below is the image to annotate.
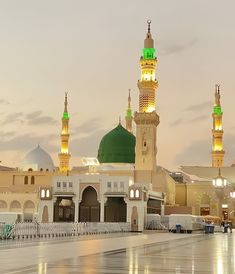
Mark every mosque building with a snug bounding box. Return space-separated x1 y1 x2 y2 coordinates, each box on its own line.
179 86 235 223
0 21 176 231
0 22 234 228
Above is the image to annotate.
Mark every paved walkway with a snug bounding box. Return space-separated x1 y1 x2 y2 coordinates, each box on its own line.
0 231 234 273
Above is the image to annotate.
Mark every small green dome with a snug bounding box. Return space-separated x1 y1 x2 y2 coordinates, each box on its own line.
98 124 136 164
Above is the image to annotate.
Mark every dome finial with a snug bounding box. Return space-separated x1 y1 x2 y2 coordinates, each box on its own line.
64 92 68 112
147 20 151 33
128 88 131 108
119 116 121 125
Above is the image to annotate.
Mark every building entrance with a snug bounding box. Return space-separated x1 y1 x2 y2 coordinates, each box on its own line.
79 186 100 222
200 207 210 216
104 197 126 222
147 199 161 214
54 197 75 222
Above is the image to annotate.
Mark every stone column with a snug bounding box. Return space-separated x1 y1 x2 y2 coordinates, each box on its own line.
73 198 79 222
100 197 107 222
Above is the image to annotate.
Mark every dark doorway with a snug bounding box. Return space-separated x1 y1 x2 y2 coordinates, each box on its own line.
54 197 75 222
200 207 210 216
104 197 126 222
147 199 161 214
79 186 100 222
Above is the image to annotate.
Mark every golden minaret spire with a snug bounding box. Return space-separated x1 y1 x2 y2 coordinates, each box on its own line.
125 89 133 133
134 20 160 181
58 92 71 172
211 84 225 167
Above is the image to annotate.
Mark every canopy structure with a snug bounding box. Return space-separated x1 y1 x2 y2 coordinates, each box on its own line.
181 166 235 184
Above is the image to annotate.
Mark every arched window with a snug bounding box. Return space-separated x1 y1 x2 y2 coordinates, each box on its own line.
31 176 35 185
135 189 140 198
40 168 43 172
28 168 33 172
24 176 28 185
46 189 50 198
41 189 45 198
130 189 134 198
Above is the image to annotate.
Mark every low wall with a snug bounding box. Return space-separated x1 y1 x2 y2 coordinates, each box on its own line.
0 222 131 240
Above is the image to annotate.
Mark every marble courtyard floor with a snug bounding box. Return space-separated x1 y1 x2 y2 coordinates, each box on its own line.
0 231 234 274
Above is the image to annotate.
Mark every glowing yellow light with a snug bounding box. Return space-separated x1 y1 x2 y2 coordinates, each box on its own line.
214 145 222 151
146 106 155 113
61 148 68 153
144 73 151 81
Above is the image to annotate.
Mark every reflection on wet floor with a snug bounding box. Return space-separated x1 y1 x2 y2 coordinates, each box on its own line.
1 233 235 274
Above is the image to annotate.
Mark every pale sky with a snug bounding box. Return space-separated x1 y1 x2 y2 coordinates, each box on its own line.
1 0 235 170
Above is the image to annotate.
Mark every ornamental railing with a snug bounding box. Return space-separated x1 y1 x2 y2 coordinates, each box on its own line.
0 222 131 240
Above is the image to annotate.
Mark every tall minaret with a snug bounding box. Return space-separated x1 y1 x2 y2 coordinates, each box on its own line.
58 92 71 172
211 84 225 167
134 20 159 178
125 89 133 133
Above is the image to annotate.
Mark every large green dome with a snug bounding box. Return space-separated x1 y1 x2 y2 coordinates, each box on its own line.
98 124 136 164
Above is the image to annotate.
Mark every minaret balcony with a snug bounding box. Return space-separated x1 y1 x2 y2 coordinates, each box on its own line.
134 111 159 126
138 80 158 90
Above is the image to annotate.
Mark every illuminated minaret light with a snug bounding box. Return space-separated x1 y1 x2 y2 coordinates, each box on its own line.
125 89 133 133
58 92 71 172
211 84 225 167
134 20 160 175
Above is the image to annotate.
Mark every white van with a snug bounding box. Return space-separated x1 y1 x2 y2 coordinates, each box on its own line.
168 214 204 233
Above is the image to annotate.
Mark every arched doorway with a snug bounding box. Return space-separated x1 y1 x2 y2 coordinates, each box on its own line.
10 200 21 212
0 200 7 212
54 197 75 222
104 197 126 222
200 194 210 216
131 206 138 231
79 186 100 222
147 199 161 214
42 205 49 223
23 200 35 222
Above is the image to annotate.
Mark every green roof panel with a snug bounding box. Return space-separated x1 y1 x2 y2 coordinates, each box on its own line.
97 124 136 164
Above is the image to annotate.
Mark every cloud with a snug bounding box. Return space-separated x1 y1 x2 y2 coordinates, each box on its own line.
170 101 211 127
27 116 57 125
70 128 107 157
0 99 10 105
189 114 209 123
169 118 185 127
72 117 104 135
174 133 235 167
25 111 42 120
160 38 198 56
184 101 212 112
174 138 211 166
26 110 57 126
0 131 16 139
0 133 58 153
170 114 209 127
2 112 24 125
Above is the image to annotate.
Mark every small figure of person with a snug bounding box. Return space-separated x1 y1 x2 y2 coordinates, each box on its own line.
224 220 228 233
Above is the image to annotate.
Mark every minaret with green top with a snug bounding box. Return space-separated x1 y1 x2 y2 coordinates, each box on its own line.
58 92 71 172
125 89 133 133
134 20 160 179
212 84 225 167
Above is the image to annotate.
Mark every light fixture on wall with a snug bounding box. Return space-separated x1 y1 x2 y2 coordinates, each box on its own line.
230 191 235 199
212 168 228 188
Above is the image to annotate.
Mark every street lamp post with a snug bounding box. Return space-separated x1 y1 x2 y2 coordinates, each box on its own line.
212 168 229 219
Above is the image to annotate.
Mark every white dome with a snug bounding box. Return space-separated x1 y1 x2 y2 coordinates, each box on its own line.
22 145 54 171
